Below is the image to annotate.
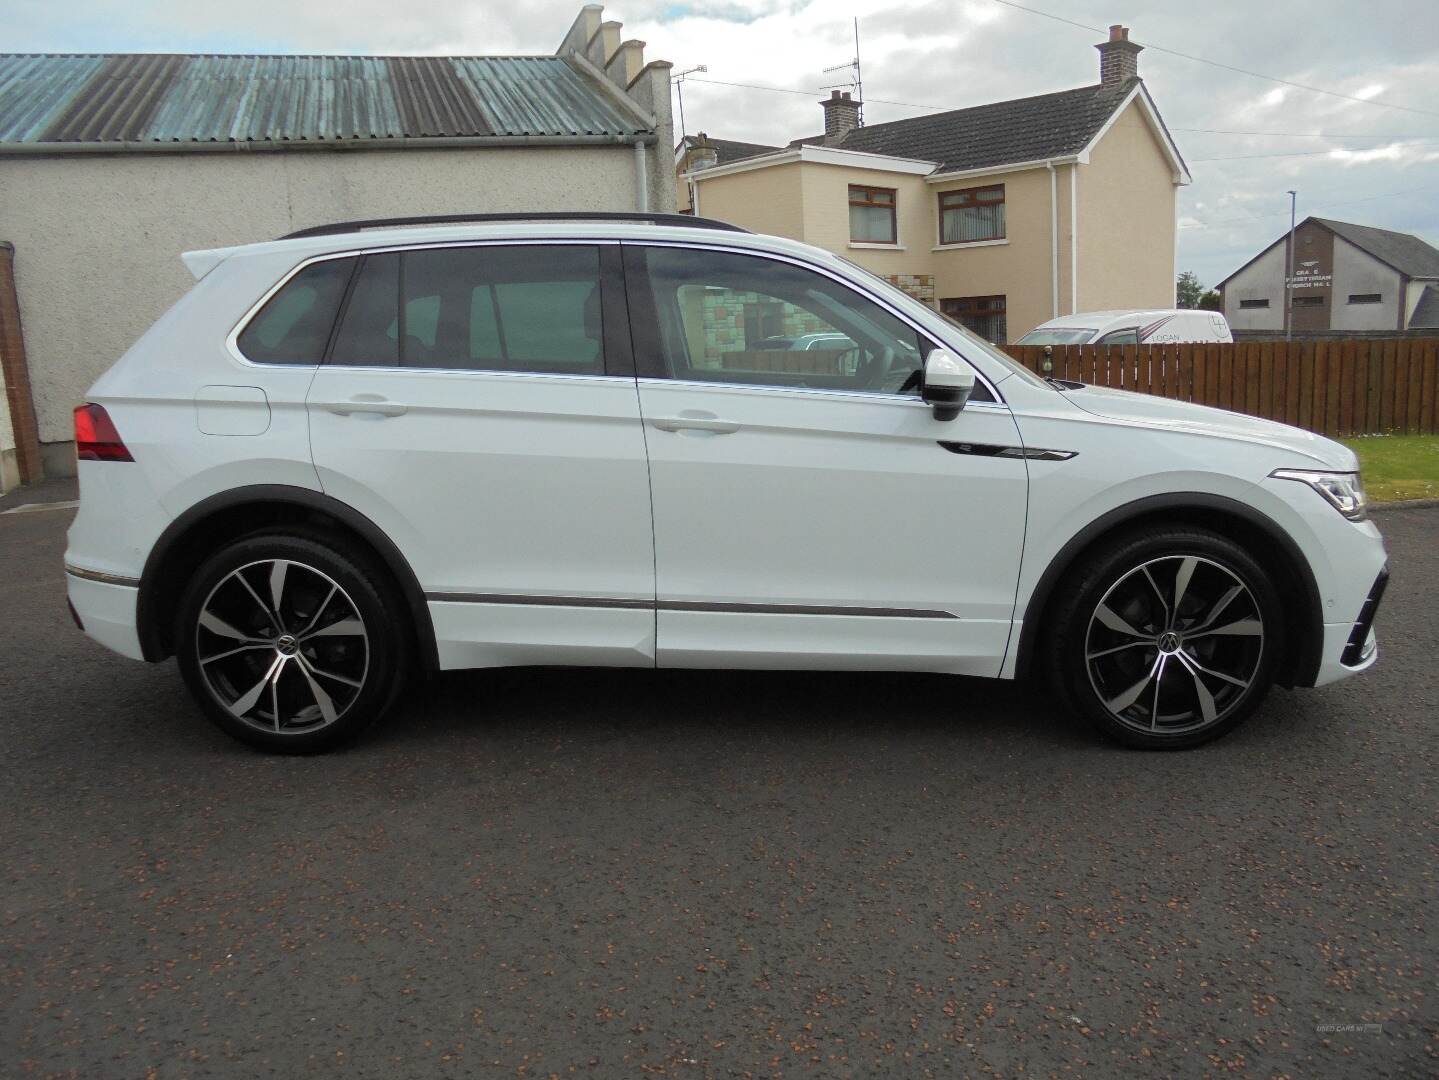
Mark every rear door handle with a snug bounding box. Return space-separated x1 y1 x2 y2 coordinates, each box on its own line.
320 396 408 418
651 414 740 434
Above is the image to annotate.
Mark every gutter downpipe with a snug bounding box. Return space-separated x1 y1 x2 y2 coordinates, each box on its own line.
634 138 649 212
1047 163 1059 319
1069 164 1079 315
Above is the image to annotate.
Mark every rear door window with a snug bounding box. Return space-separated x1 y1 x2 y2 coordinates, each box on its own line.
328 245 607 374
236 257 354 364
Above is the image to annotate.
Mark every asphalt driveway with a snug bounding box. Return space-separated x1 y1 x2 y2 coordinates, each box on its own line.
2 488 1435 1077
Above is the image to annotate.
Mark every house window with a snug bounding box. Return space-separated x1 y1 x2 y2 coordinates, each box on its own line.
941 295 1007 344
848 185 897 244
1348 293 1382 304
938 185 1005 244
1239 298 1270 310
1293 296 1325 308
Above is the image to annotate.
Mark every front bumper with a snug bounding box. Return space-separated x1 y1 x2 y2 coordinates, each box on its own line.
1343 566 1388 666
1312 564 1388 687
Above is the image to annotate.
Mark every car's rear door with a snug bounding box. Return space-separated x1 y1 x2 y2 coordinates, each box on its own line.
624 242 1028 676
305 241 656 669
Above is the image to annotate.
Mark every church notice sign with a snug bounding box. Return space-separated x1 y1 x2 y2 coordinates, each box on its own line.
1287 260 1332 289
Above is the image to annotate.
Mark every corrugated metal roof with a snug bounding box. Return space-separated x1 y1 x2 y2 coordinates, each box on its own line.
0 53 649 147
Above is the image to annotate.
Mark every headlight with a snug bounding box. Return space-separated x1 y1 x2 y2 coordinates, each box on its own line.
1271 468 1368 522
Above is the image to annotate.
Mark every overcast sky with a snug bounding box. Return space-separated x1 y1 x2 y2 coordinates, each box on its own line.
10 0 1438 288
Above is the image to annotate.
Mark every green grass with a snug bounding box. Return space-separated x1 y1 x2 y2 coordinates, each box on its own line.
1342 434 1439 503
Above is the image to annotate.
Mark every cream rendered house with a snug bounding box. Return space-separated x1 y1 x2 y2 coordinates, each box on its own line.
679 26 1188 344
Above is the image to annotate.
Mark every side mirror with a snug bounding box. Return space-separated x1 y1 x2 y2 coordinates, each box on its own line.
921 349 975 421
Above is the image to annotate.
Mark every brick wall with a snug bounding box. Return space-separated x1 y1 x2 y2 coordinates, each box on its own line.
0 242 42 485
696 290 829 367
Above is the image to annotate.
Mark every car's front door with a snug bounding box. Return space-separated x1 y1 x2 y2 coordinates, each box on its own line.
624 243 1029 676
305 241 656 669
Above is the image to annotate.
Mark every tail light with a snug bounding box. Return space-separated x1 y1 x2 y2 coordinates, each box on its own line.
73 403 133 462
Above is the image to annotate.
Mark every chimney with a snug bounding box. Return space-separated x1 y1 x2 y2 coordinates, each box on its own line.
686 133 719 171
820 90 861 142
1096 24 1142 86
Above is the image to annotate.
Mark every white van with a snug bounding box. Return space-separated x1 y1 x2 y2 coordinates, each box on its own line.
1016 309 1233 347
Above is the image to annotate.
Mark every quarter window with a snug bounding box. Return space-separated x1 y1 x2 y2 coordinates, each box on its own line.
636 246 941 397
848 185 897 244
938 185 1005 244
236 258 354 365
329 245 606 374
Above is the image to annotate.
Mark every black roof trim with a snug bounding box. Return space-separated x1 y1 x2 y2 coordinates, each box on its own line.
280 212 750 241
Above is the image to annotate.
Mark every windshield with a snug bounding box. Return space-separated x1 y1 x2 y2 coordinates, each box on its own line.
1015 328 1097 345
836 256 1054 390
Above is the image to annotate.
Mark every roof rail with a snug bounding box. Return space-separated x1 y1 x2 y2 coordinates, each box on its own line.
279 211 750 241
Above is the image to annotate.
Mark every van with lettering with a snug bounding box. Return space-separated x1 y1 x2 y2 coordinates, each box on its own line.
1016 309 1233 347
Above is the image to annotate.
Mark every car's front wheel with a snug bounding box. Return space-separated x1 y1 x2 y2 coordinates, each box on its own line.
1046 527 1281 749
175 531 408 752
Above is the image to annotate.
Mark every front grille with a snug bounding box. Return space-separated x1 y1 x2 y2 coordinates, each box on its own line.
1341 567 1389 666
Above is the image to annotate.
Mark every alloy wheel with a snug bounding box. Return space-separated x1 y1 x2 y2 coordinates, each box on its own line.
194 559 370 735
1084 555 1264 736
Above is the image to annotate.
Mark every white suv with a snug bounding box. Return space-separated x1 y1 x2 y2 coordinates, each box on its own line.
65 213 1388 753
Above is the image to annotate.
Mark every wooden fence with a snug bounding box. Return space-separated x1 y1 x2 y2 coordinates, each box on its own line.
1003 339 1439 437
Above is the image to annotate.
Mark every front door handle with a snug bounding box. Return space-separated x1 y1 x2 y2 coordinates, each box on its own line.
319 396 408 418
651 413 741 434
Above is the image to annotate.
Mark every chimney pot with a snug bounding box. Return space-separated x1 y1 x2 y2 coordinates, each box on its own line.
820 90 861 142
1096 24 1142 85
686 132 718 171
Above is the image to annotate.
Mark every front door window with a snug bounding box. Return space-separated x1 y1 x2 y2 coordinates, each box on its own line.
634 246 930 396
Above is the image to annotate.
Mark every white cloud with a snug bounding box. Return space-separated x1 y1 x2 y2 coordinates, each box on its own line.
5 0 1437 287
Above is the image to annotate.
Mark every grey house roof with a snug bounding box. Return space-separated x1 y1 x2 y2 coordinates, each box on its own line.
836 78 1150 173
677 134 779 164
1410 286 1439 328
1314 217 1439 279
0 53 651 149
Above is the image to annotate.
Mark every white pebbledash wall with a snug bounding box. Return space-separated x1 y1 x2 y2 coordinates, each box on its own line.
2 146 641 462
3 3 675 474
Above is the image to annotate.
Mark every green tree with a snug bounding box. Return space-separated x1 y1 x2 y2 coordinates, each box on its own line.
1198 289 1222 312
1176 270 1206 309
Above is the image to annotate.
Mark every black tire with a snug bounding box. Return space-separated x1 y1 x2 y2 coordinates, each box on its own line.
175 530 410 753
1043 525 1282 750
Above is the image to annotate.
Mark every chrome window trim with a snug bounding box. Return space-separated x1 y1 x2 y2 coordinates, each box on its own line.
637 375 1012 412
224 238 625 376
622 237 1006 405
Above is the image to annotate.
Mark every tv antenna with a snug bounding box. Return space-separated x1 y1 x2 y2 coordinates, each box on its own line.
820 18 864 125
672 65 707 141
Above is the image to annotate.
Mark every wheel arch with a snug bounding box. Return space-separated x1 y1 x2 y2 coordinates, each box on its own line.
137 485 438 671
1013 492 1323 689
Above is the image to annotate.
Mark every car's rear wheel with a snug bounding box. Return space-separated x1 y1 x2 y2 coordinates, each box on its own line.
176 532 408 752
1046 527 1281 749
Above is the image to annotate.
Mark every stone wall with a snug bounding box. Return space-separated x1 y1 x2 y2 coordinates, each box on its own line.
882 273 936 307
